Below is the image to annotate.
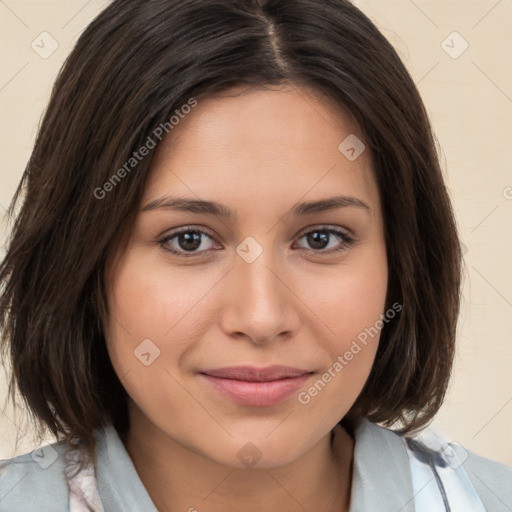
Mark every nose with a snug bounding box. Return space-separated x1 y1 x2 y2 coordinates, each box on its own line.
218 245 301 345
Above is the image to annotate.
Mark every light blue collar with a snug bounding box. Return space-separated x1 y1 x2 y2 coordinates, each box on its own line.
69 418 481 512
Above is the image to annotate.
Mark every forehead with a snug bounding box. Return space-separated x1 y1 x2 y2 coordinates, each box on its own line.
162 83 360 156
143 84 379 219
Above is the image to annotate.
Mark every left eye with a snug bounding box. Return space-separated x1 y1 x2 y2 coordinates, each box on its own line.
158 226 355 257
294 228 354 253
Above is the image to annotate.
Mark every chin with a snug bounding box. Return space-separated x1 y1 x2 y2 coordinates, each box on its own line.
202 427 319 471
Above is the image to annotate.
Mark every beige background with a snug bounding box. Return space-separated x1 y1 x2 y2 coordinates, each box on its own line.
1 1 511 465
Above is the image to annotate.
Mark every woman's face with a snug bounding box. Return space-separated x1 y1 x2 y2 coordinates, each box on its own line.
105 84 388 468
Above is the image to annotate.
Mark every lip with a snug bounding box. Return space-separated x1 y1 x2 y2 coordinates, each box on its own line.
199 366 313 407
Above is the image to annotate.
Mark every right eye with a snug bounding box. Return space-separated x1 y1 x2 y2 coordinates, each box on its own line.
158 227 222 257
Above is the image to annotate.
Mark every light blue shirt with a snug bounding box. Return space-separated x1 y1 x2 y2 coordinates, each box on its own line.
1 418 511 511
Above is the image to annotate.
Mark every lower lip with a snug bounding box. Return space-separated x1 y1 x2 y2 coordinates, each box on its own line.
200 373 313 407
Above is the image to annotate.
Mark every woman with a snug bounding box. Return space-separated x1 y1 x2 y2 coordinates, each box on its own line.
0 0 510 511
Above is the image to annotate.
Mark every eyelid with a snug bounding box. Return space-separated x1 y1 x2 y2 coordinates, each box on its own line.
294 223 353 240
163 224 216 238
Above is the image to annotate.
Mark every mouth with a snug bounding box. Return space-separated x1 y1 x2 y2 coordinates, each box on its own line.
199 365 314 407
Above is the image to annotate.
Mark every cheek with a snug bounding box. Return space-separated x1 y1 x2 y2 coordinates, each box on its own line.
103 247 203 428
103 245 229 410
297 245 388 408
105 245 220 347
305 244 388 352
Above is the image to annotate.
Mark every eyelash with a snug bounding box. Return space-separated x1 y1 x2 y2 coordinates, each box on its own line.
157 225 356 258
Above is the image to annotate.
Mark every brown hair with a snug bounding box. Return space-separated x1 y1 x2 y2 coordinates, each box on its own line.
0 0 462 459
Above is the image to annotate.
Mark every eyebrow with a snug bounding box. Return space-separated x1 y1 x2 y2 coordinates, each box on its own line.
141 194 371 218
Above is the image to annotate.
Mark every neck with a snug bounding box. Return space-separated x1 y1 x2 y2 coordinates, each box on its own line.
123 406 355 512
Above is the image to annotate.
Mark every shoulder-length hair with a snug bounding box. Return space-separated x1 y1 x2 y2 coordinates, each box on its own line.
0 0 462 458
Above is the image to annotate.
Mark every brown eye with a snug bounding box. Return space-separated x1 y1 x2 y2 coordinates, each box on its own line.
294 227 355 254
159 228 219 257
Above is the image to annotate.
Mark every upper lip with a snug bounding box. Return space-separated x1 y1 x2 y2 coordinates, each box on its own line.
200 365 312 382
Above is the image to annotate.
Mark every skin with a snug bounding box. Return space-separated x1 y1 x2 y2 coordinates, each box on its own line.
104 83 388 512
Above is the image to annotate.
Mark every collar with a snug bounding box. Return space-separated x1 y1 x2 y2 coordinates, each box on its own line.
348 418 415 512
94 417 415 512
